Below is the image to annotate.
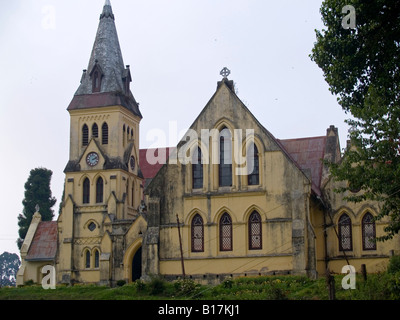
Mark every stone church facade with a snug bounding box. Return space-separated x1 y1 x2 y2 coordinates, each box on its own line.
17 1 399 286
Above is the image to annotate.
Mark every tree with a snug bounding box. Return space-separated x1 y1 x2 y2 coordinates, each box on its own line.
0 252 21 287
310 0 400 240
17 168 57 249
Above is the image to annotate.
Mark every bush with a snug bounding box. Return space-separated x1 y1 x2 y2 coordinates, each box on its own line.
222 277 234 289
24 280 35 287
149 277 166 295
174 278 197 296
387 255 400 274
116 280 126 287
134 279 146 292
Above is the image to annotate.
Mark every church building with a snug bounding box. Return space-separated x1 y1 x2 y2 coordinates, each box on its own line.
17 1 400 287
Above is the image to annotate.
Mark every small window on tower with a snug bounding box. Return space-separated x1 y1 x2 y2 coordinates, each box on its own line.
102 123 109 145
92 123 99 138
82 124 89 146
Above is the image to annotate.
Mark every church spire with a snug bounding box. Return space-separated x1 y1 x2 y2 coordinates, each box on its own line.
101 0 114 20
68 1 142 118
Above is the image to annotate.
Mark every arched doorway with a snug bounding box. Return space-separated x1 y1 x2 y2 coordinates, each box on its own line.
132 246 142 282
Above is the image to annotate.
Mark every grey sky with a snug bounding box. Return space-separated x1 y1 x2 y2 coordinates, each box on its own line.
0 0 350 256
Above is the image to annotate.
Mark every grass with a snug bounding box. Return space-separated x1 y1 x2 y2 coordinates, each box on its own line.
1 272 399 300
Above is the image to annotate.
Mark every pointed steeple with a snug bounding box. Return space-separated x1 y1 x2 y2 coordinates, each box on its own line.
68 1 142 118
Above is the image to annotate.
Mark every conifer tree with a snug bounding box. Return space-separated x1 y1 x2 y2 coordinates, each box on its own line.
17 168 56 249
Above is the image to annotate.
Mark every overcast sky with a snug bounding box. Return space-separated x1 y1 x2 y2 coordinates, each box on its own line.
0 0 350 256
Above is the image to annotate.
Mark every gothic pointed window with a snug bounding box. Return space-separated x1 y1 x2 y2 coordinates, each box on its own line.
249 211 262 250
102 123 109 145
219 127 232 187
248 143 260 186
83 178 90 204
192 147 203 189
94 249 100 269
220 213 233 251
362 212 377 250
338 214 352 251
92 123 99 138
85 250 91 269
96 177 104 203
82 124 89 146
191 214 204 253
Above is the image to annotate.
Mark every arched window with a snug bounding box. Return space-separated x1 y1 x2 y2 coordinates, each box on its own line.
102 123 109 145
362 212 377 250
249 211 262 250
247 143 260 186
220 213 233 251
219 127 232 187
83 178 90 204
192 147 203 189
82 124 89 146
127 127 130 141
94 249 100 269
96 177 104 203
338 214 352 251
92 123 99 138
191 214 204 253
85 250 91 269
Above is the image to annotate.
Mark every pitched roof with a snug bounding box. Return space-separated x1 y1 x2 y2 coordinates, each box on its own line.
25 221 57 262
278 136 326 195
139 148 176 187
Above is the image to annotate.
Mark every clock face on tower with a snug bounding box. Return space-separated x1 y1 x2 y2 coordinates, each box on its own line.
86 152 99 167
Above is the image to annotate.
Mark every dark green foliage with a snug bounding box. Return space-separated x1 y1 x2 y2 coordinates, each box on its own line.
310 0 400 240
149 276 166 295
116 280 126 287
173 278 202 298
1 274 400 300
0 252 21 287
387 255 400 274
17 168 57 249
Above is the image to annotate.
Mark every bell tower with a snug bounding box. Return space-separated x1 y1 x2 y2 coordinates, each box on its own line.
57 0 144 285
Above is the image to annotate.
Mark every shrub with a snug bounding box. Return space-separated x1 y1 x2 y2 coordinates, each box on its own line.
134 279 146 293
174 278 198 296
116 280 126 287
24 280 35 286
387 255 400 274
222 277 234 289
149 277 166 295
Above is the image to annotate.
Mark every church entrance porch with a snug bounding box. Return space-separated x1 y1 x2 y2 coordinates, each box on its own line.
123 238 143 283
132 246 142 282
